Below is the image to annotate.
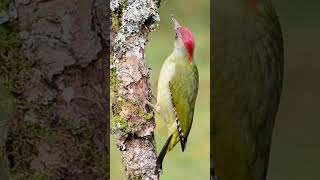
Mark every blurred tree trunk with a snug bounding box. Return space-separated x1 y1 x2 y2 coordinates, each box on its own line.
0 84 11 180
0 0 110 179
110 0 161 179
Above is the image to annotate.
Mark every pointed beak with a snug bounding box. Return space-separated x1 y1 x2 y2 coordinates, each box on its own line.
171 15 182 30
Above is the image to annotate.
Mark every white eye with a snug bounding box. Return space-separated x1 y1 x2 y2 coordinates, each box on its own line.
175 32 178 39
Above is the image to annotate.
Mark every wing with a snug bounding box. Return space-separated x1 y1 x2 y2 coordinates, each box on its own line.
169 63 198 151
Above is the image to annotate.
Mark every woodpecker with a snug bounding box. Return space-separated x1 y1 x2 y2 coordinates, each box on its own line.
155 15 199 170
212 0 283 180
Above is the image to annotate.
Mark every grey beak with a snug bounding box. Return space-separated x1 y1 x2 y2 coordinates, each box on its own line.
171 15 182 29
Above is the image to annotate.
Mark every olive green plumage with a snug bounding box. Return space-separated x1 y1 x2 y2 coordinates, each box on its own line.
212 1 283 180
161 54 198 152
155 16 198 170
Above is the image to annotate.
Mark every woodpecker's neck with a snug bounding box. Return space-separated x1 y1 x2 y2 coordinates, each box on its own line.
173 38 194 64
173 45 188 57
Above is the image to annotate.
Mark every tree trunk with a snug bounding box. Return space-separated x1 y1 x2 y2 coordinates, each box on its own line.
110 0 160 179
0 0 110 179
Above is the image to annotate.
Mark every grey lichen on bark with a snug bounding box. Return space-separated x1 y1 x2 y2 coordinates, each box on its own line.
110 0 161 179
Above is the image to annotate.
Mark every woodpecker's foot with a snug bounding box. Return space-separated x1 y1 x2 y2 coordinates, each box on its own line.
143 100 160 113
155 104 160 113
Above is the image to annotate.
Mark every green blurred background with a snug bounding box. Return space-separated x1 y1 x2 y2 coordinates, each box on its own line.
110 0 210 179
268 1 320 180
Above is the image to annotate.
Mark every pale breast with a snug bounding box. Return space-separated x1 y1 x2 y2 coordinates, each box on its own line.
156 60 176 130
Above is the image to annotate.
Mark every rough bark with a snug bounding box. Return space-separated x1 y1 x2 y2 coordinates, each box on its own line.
110 0 160 179
0 0 110 179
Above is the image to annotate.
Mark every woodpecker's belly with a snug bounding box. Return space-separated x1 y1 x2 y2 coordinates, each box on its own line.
156 60 176 133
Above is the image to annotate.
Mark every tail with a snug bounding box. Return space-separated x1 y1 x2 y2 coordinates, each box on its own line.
156 134 173 171
176 118 187 152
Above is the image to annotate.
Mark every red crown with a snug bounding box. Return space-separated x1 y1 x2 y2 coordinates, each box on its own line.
178 27 195 64
250 0 258 10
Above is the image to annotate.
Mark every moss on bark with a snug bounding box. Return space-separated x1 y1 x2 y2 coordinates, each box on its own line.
0 3 109 179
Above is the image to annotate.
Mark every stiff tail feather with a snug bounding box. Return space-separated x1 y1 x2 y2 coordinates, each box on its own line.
156 134 173 171
176 118 186 151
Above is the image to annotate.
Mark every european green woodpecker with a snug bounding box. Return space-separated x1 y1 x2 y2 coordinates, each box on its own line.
212 0 283 180
155 15 199 170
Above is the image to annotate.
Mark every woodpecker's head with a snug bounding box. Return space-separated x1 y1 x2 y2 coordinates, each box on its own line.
172 15 195 64
248 0 274 15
